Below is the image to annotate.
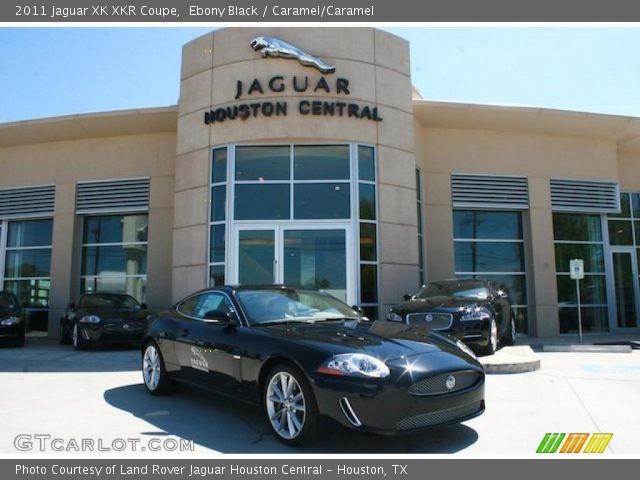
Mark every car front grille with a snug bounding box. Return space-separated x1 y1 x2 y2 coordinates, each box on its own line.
406 312 453 330
395 401 483 431
408 370 482 396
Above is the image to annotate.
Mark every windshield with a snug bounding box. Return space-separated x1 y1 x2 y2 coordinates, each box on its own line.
236 289 361 325
78 294 141 309
414 281 490 300
0 293 16 308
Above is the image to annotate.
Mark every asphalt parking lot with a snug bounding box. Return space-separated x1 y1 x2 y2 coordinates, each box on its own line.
1 339 639 454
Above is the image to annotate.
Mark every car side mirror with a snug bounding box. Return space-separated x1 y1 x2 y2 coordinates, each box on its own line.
403 294 412 301
498 291 508 298
140 302 148 309
203 310 236 324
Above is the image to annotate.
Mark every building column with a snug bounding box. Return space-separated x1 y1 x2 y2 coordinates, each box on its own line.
423 172 455 281
48 183 78 339
527 177 560 337
146 176 175 310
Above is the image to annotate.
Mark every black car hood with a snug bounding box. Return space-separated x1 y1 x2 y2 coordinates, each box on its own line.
0 306 19 318
396 296 486 314
258 320 472 361
77 308 147 322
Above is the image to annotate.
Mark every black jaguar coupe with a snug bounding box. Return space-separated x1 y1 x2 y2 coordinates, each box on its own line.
387 279 516 355
60 293 149 350
141 285 485 445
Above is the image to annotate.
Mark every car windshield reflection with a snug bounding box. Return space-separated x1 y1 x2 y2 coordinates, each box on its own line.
414 281 490 301
236 288 361 325
79 294 141 309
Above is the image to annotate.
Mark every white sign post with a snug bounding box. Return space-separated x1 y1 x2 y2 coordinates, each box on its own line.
569 259 585 343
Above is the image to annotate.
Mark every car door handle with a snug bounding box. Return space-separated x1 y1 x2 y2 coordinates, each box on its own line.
180 328 189 337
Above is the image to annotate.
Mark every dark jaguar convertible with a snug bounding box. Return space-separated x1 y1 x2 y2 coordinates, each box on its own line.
141 285 485 445
387 279 516 355
60 293 148 349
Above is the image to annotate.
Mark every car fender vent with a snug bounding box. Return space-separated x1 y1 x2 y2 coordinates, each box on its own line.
339 397 362 427
0 184 55 218
76 178 150 214
451 174 529 209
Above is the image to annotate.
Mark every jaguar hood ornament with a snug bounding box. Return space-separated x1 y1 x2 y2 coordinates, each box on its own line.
250 36 336 74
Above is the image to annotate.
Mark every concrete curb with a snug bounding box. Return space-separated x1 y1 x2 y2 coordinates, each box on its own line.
542 345 632 353
479 345 541 374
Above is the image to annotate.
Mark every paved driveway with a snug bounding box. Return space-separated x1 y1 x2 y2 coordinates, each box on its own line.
1 340 638 454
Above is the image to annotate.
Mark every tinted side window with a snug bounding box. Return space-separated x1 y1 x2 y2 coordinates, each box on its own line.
177 293 234 320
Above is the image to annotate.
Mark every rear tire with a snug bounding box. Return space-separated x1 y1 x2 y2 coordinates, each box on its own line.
263 363 318 446
142 341 173 395
59 319 71 345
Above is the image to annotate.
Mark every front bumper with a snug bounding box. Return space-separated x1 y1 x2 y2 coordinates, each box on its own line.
78 323 145 344
311 359 485 434
441 319 492 348
0 322 25 339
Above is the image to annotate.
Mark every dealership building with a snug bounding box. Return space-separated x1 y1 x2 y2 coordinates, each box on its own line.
0 27 639 339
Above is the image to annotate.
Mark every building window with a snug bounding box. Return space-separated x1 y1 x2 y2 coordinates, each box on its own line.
553 213 608 333
81 214 148 302
453 210 528 334
3 219 53 312
209 147 228 286
416 169 425 286
358 145 379 320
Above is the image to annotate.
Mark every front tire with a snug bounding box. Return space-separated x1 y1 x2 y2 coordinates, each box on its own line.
502 315 516 346
264 364 318 446
142 341 173 395
479 318 498 356
72 323 84 350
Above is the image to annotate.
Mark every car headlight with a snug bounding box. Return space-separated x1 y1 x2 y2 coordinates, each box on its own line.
79 315 101 324
317 353 391 378
455 339 477 360
0 316 21 326
460 307 491 322
386 311 403 323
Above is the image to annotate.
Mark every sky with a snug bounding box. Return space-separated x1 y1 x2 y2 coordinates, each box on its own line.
1 27 640 123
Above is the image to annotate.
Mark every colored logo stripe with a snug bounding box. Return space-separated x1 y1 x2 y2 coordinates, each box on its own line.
536 433 566 453
584 433 613 453
537 433 612 453
560 433 589 453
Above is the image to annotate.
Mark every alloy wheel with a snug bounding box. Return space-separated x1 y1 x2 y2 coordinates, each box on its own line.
490 319 498 352
142 344 161 391
72 323 79 348
266 371 306 440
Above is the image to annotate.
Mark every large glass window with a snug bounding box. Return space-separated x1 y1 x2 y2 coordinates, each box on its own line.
81 214 148 302
4 219 53 310
232 145 351 221
553 213 608 333
454 211 528 334
606 192 640 328
209 144 379 318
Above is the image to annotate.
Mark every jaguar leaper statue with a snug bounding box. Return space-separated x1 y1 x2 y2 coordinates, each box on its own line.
250 36 336 74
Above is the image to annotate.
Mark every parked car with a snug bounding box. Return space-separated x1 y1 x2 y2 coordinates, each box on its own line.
0 291 25 347
60 293 149 350
386 279 516 355
141 285 485 445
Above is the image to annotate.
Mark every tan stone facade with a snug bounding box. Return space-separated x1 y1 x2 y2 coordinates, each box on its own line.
0 27 638 338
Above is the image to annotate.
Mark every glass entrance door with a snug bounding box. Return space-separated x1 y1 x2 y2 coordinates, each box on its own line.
234 225 351 304
610 248 639 329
